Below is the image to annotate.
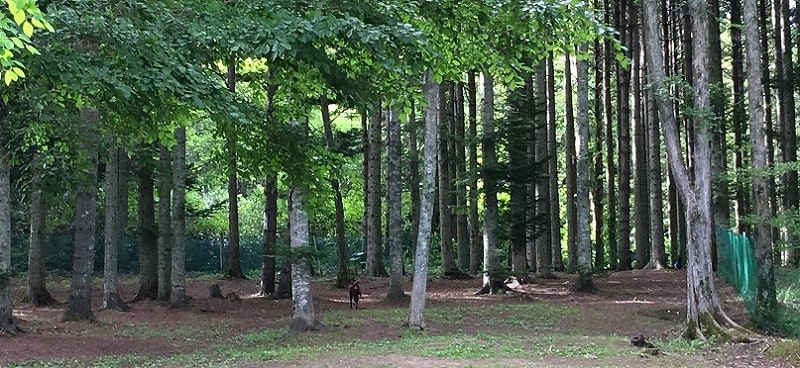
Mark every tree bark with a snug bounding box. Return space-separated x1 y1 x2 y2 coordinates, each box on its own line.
574 45 596 292
320 97 350 289
289 188 324 333
732 0 748 232
386 106 406 301
259 177 278 296
366 104 386 277
407 70 438 330
632 14 651 268
407 100 421 261
477 69 502 295
535 65 553 277
644 94 666 270
616 1 633 271
467 71 482 275
103 142 130 311
225 58 245 280
507 80 530 274
157 144 172 302
564 54 578 270
454 83 469 272
547 57 564 271
778 0 799 266
28 153 57 306
170 127 188 308
438 85 456 272
133 151 158 301
1 124 22 333
592 39 605 270
61 107 99 323
708 0 729 234
743 0 778 321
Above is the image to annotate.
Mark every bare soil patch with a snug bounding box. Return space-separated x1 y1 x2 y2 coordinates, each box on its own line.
2 269 792 367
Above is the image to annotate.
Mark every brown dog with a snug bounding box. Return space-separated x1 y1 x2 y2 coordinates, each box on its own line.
349 280 362 310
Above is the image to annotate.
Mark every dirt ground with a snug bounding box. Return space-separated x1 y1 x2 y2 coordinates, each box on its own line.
1 269 794 367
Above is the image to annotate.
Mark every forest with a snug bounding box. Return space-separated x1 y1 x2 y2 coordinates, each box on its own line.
2 0 800 365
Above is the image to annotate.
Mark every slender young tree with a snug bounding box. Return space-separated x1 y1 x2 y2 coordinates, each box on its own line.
225 57 245 280
743 0 777 321
61 108 100 322
407 71 438 330
169 127 188 308
320 96 350 288
289 188 324 333
386 106 406 300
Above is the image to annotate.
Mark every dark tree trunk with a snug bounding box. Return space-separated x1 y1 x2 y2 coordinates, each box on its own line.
133 152 158 302
103 143 130 312
225 58 245 280
1 124 22 333
366 105 386 277
438 85 456 272
632 13 651 269
616 0 633 271
407 100 421 260
547 57 564 271
454 83 470 272
732 0 749 232
507 79 530 274
467 71 482 275
386 106 406 301
535 64 553 277
61 108 99 323
708 0 730 234
320 97 350 289
28 153 58 306
592 38 605 270
260 177 278 296
564 54 578 270
779 0 799 266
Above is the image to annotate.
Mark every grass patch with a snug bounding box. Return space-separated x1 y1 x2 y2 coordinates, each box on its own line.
767 339 800 364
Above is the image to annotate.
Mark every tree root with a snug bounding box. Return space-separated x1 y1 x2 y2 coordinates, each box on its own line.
685 310 755 342
290 317 325 334
29 288 60 307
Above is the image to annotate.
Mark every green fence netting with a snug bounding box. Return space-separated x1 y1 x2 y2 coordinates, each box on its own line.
716 228 757 316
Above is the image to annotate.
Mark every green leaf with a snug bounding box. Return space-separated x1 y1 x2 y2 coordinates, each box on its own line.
22 21 34 38
4 70 15 85
13 10 25 25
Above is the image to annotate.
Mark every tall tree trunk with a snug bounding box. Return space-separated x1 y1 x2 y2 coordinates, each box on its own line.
709 0 729 233
61 107 99 322
547 57 564 271
574 45 595 292
133 152 158 301
438 85 456 272
406 71 439 330
593 38 606 270
320 97 350 289
454 83 469 272
28 153 57 306
225 58 245 279
507 80 530 274
467 71 482 275
478 69 502 294
170 127 188 308
259 177 278 296
386 106 406 301
617 0 633 271
632 14 651 268
407 100 421 259
744 0 778 321
779 0 799 266
648 0 749 339
0 123 22 333
366 104 386 276
603 23 618 270
157 144 172 302
535 64 553 277
732 0 748 232
645 94 666 270
761 0 779 264
289 188 323 333
564 54 578 270
103 142 130 311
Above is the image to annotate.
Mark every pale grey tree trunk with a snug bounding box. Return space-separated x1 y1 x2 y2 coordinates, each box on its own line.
366 104 386 277
386 106 406 300
479 69 501 294
743 0 777 320
407 71 439 330
645 0 747 339
0 127 21 333
170 127 188 308
467 71 482 275
61 108 99 322
157 144 172 302
28 153 57 306
289 188 324 333
103 142 129 311
574 46 595 292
